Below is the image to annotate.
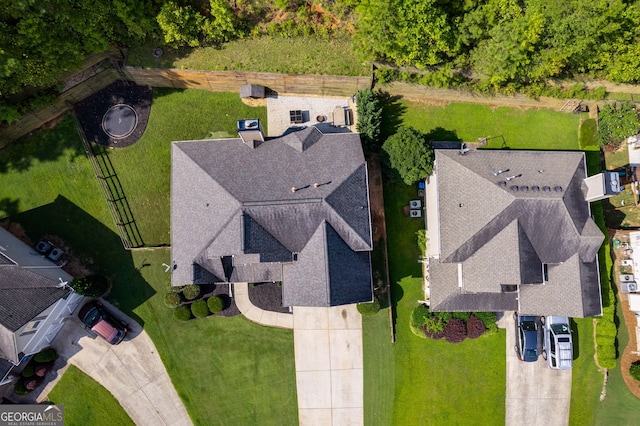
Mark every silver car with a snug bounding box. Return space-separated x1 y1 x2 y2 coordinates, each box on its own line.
541 316 573 370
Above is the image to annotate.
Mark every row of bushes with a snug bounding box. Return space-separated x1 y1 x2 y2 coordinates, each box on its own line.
173 296 225 322
410 305 497 343
595 229 618 369
14 348 58 395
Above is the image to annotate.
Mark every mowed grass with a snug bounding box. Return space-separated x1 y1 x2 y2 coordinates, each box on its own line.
383 184 505 425
105 89 267 246
0 116 111 227
48 365 134 426
128 249 298 425
399 101 581 150
128 35 370 76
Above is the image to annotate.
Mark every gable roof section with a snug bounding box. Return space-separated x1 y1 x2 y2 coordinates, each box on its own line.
171 127 373 306
431 150 604 317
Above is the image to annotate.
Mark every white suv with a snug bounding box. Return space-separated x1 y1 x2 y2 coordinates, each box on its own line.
541 316 573 370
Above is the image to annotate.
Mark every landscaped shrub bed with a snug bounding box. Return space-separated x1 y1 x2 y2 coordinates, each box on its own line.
630 361 640 381
166 284 235 321
410 304 497 343
13 347 58 396
357 297 381 316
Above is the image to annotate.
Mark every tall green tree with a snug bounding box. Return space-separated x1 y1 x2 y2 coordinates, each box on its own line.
381 126 434 185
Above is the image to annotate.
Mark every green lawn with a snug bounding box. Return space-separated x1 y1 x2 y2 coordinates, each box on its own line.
1 91 296 425
381 184 505 425
48 365 134 426
399 101 581 150
105 89 267 246
127 35 369 77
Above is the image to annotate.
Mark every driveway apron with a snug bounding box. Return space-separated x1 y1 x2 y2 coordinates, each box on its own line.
293 305 363 426
505 311 572 426
52 302 192 426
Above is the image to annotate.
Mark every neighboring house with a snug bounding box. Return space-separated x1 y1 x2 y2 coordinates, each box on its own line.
0 227 83 386
426 149 607 318
171 122 373 307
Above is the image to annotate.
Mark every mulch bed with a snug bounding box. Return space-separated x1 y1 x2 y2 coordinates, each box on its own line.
197 283 240 317
74 80 152 148
248 282 291 314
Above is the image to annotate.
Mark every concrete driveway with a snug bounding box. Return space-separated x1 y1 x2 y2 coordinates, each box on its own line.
505 311 572 426
51 301 192 426
293 305 363 426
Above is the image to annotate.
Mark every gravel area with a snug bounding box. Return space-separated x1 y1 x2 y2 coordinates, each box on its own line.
74 80 152 148
248 282 291 314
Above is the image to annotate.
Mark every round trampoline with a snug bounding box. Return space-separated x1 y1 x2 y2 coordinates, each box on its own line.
102 104 138 139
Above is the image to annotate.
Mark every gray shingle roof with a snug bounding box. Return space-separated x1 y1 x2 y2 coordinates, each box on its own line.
171 127 373 306
430 149 603 317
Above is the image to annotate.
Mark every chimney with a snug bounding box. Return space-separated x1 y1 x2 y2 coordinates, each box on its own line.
237 119 264 148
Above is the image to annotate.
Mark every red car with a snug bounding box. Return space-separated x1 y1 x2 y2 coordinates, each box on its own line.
78 301 127 344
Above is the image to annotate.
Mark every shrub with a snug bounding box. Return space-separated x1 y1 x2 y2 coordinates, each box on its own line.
173 306 192 322
422 317 445 340
630 361 640 381
433 311 452 323
355 89 383 150
596 102 640 148
14 380 30 395
410 304 430 337
443 318 467 343
35 363 52 378
473 312 498 333
34 348 58 363
164 292 182 308
466 314 486 339
597 344 617 369
452 312 470 322
182 284 201 300
191 300 210 318
21 363 35 378
207 296 225 313
24 377 43 391
416 229 427 256
596 320 617 337
69 274 110 297
382 127 434 185
357 298 381 316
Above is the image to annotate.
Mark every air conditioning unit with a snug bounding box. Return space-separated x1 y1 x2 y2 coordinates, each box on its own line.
410 210 422 218
620 274 635 283
622 259 634 267
622 282 638 293
410 199 422 209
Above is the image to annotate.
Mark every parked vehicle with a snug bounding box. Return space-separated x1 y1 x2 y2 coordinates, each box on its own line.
541 316 573 370
514 313 539 362
78 301 127 344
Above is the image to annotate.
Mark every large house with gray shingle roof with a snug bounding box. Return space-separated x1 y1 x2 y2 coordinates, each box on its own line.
0 227 83 386
426 149 605 318
171 125 373 307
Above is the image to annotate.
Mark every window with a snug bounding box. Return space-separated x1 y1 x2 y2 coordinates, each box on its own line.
20 330 37 337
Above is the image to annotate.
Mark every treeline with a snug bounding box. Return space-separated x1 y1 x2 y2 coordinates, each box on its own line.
3 0 640 122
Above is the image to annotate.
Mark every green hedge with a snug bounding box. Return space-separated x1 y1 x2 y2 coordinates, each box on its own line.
164 292 182 308
191 300 210 318
69 275 110 297
173 306 192 322
182 285 201 300
630 361 640 381
34 348 58 363
357 298 381 316
207 296 225 313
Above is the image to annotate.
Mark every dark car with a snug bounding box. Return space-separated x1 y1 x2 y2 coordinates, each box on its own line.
514 313 539 362
78 301 127 344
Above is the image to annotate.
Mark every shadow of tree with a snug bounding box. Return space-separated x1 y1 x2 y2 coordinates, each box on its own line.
0 197 20 218
10 195 155 324
378 91 406 141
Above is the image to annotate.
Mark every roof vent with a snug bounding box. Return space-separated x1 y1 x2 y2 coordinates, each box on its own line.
520 185 529 192
554 186 563 192
498 181 507 187
532 186 540 191
510 185 519 192
543 186 551 192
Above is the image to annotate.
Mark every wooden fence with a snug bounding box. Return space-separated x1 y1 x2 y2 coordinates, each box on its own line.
0 50 122 149
125 67 373 97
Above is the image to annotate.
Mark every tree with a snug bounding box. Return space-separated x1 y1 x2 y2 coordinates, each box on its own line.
355 89 383 149
69 275 110 297
381 126 434 185
157 2 207 48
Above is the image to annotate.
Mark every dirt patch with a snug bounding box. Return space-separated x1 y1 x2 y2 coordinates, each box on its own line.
241 97 267 107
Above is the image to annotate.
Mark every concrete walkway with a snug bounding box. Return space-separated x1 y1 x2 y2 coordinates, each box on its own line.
233 282 293 329
504 311 571 426
51 301 192 426
234 286 363 425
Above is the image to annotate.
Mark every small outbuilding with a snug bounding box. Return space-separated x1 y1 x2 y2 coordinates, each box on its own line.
240 84 266 99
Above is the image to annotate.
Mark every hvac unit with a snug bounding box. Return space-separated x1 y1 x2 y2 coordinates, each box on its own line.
622 259 634 267
409 199 422 209
622 282 638 293
620 274 635 283
410 210 422 218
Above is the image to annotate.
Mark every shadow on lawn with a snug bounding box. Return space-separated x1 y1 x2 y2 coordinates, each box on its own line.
9 195 155 325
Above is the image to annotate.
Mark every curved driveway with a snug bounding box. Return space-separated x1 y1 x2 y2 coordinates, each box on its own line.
51 301 192 426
